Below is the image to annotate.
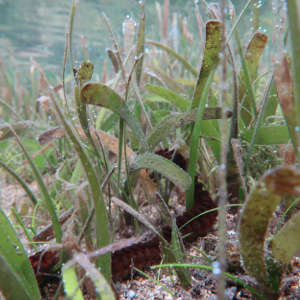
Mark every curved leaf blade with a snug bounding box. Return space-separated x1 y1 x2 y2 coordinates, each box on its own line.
274 55 298 153
239 166 300 297
239 182 280 282
145 84 190 111
238 32 268 126
80 83 148 151
73 253 116 300
241 125 289 145
0 208 40 300
271 209 300 264
130 152 191 191
191 21 222 109
0 255 32 300
62 265 84 300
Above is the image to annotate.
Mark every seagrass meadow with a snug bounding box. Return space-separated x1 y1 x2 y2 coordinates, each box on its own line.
0 0 300 299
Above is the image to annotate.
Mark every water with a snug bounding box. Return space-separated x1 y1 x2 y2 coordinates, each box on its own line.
0 0 273 77
0 0 193 76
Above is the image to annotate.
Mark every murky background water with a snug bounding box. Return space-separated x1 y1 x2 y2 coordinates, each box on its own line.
0 1 194 74
0 0 272 77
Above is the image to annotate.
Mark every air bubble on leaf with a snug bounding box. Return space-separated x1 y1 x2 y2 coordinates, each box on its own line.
12 244 20 251
224 106 231 113
254 0 263 8
128 290 136 299
220 163 226 170
134 55 139 60
227 230 236 237
212 261 222 275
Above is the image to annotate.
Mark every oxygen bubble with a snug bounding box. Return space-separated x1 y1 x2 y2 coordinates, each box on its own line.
254 0 263 8
220 164 226 170
128 290 136 299
212 261 222 275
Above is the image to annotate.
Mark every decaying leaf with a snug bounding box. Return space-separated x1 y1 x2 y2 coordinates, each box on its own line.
239 32 268 126
76 61 93 84
80 83 148 151
274 54 298 153
271 209 300 265
192 20 222 109
263 166 300 196
279 144 296 165
239 166 300 298
0 121 36 141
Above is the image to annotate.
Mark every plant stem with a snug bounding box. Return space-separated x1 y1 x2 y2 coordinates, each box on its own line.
9 125 62 243
286 0 300 164
216 0 228 299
